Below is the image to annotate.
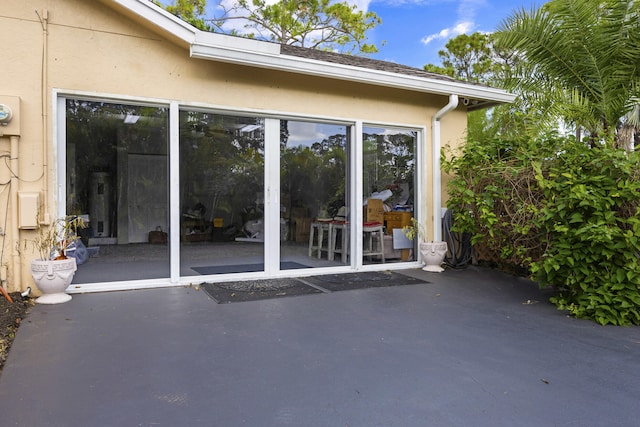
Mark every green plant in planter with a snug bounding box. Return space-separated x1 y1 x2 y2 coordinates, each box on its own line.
27 216 86 304
402 217 426 242
402 217 448 272
29 216 86 261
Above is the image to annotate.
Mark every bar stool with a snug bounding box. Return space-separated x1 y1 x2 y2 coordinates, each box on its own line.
308 221 330 259
329 221 349 263
362 223 385 263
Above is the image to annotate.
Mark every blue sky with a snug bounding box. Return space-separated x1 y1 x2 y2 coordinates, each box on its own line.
364 0 538 68
162 0 539 69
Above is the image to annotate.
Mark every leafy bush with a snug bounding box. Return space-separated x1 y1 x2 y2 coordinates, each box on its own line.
443 135 558 269
531 145 640 325
444 135 640 325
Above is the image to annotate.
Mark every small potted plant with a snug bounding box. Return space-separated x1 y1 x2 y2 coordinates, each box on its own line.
28 216 86 304
402 217 448 272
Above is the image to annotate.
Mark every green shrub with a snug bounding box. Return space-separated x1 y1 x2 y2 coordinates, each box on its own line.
443 134 558 269
531 145 640 325
445 135 640 325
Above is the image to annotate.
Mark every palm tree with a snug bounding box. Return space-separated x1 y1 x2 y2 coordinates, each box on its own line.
494 0 640 148
618 102 640 151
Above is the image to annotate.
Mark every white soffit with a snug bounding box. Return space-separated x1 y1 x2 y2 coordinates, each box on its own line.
108 0 516 105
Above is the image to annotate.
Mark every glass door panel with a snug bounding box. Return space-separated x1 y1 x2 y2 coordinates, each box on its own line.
362 127 417 265
179 110 265 275
65 100 170 283
280 120 350 269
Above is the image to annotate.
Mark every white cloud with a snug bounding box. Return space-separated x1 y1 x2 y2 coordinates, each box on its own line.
421 21 473 45
419 0 487 45
456 0 487 23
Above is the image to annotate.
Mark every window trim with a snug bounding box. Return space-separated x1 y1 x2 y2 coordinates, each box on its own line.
54 90 424 293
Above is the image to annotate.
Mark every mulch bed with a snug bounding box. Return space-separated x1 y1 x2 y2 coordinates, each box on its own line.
0 292 35 375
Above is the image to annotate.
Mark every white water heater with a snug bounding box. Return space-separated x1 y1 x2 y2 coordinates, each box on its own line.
90 172 111 237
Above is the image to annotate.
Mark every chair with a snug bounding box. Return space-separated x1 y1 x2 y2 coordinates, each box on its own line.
362 223 385 263
329 221 349 263
308 222 330 259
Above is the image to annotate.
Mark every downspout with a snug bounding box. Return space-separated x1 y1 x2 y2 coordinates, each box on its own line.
431 94 458 241
38 9 51 225
10 135 21 292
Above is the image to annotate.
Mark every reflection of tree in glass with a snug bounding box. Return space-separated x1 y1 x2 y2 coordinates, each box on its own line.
363 130 416 207
179 111 265 229
281 133 347 218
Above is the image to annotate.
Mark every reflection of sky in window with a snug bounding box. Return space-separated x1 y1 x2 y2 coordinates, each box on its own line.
286 122 347 147
363 126 384 136
364 127 417 140
286 122 418 147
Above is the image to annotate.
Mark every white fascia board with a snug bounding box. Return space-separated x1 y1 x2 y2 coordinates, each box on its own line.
106 0 197 44
194 31 280 56
190 43 515 104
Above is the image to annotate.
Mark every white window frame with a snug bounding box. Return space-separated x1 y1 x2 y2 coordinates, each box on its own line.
54 90 424 293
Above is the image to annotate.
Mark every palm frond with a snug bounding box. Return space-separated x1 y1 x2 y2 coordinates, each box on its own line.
495 0 640 139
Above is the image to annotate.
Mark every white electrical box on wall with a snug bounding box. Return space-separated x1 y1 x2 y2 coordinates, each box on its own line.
0 95 21 136
0 104 12 124
18 192 40 229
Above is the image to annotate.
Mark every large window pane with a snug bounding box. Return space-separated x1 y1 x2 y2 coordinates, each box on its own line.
281 121 350 268
363 127 417 264
66 100 169 283
179 111 265 275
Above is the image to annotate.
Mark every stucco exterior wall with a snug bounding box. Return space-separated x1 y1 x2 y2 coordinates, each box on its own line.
0 0 467 292
439 110 467 208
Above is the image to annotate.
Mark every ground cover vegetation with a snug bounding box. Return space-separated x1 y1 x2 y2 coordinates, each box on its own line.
431 0 640 325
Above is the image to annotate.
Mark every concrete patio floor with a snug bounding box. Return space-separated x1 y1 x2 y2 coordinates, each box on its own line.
0 266 638 426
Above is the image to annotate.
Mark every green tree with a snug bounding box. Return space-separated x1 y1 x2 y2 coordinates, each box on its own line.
494 0 640 148
423 32 537 141
428 33 493 83
155 0 211 30
160 0 381 55
423 32 519 85
423 63 453 79
212 0 381 54
619 103 640 151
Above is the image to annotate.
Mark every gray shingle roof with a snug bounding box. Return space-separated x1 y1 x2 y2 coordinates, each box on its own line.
280 44 482 87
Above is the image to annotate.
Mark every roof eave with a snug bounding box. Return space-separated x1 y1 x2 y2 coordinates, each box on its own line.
190 43 516 105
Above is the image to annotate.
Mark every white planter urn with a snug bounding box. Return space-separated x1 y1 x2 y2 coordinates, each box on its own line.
30 258 76 304
419 241 448 272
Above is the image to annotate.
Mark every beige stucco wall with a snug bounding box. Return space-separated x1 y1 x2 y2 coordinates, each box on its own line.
0 0 467 292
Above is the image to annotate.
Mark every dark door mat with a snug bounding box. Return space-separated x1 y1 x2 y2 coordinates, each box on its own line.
192 262 308 275
301 271 427 292
200 278 323 304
